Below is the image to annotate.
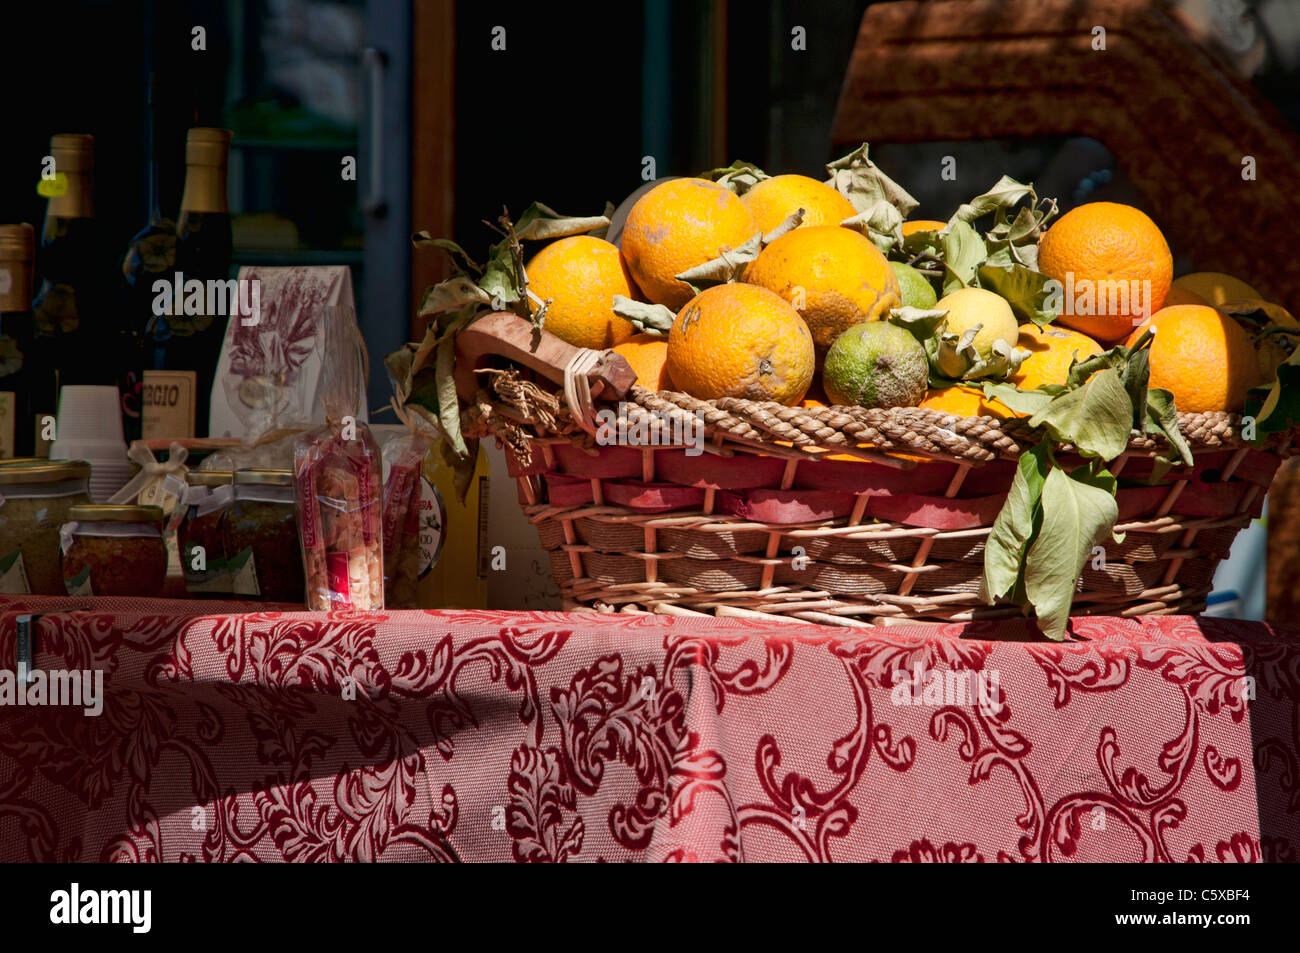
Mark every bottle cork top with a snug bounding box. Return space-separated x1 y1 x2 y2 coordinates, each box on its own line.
0 223 34 262
50 133 95 173
186 127 232 167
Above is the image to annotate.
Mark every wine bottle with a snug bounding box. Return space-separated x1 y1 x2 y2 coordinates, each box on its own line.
0 224 41 458
151 127 232 440
122 74 175 444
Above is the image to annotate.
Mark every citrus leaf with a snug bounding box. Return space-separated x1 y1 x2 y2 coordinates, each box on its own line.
887 306 948 341
514 201 611 241
588 201 617 241
936 326 1028 381
674 231 763 293
1024 464 1120 640
840 199 906 255
1028 368 1132 460
976 262 1057 326
411 234 483 275
1245 362 1300 438
825 143 919 218
950 175 1035 226
763 208 805 243
700 160 769 194
612 295 675 336
981 381 1054 417
1145 388 1193 466
980 444 1048 603
418 275 493 317
435 311 474 459
938 220 986 294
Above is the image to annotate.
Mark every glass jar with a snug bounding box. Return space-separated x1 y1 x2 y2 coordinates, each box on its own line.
177 470 234 598
0 459 93 594
223 469 304 603
60 504 167 597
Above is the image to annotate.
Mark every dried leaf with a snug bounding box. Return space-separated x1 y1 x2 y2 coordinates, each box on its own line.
825 143 918 218
612 295 676 335
700 160 770 194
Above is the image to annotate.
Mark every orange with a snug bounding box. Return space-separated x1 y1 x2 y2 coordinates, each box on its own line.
1038 202 1172 343
525 235 639 349
918 386 1015 419
667 284 814 404
740 174 857 234
1125 305 1261 412
613 334 675 391
744 225 901 352
901 219 948 237
1165 272 1262 308
620 178 759 310
1008 323 1104 390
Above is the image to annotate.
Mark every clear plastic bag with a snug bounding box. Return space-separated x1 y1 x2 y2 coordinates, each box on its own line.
292 304 384 610
380 427 434 608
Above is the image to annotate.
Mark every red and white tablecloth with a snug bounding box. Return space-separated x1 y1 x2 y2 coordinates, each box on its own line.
0 598 1295 862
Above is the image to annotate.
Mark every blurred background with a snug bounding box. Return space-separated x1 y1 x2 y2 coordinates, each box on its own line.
3 0 1300 614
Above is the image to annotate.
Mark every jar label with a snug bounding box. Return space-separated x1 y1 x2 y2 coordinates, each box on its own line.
228 546 261 597
0 549 31 595
417 477 445 579
65 566 93 597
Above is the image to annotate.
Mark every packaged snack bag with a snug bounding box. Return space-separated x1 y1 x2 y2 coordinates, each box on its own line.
293 304 384 610
379 423 435 608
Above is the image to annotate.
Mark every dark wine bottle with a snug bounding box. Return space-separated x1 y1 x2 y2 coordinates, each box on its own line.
153 126 232 439
0 224 42 458
32 133 109 404
122 74 176 444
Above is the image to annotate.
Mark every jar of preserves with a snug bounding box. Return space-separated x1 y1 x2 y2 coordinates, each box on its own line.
177 470 234 597
60 504 167 597
0 459 93 594
224 469 304 602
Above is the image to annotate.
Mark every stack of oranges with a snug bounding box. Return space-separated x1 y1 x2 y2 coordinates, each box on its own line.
522 173 1289 417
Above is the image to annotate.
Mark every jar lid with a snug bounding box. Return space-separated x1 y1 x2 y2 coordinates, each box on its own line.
0 224 34 262
0 459 92 484
69 504 164 523
234 468 293 487
186 469 233 487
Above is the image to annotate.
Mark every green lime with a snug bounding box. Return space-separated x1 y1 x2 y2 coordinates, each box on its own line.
822 321 929 409
891 261 938 310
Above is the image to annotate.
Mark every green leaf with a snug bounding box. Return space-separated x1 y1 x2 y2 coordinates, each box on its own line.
435 319 469 459
825 143 919 218
700 160 770 194
976 262 1057 325
1145 388 1193 466
675 231 763 293
938 220 986 294
481 239 522 304
981 381 1054 417
1024 465 1120 640
418 275 493 317
935 327 1028 382
980 444 1049 603
840 200 906 255
612 295 676 335
950 175 1035 226
1028 368 1132 460
1246 357 1300 437
513 201 611 241
411 234 482 275
887 306 948 341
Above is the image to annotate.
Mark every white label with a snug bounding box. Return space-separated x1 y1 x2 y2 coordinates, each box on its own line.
0 549 31 594
416 476 445 578
228 546 261 596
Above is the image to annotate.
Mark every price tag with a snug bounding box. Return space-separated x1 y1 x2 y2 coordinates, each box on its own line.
37 173 68 197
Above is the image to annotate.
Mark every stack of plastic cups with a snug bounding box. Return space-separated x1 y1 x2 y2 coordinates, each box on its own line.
49 386 132 502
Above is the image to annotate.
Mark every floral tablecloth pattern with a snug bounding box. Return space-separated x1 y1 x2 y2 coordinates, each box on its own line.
1 598 1295 862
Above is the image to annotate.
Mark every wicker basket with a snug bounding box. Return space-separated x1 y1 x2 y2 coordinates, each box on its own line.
458 320 1295 628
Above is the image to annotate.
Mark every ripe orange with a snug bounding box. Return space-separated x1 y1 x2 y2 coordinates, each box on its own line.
901 219 948 237
613 334 675 391
621 178 759 310
1008 323 1104 390
740 174 857 234
918 386 1015 418
744 225 901 352
525 235 639 349
667 284 814 404
1038 202 1172 343
1125 305 1261 413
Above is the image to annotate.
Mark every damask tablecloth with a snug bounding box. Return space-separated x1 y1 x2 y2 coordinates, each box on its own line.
0 598 1296 862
